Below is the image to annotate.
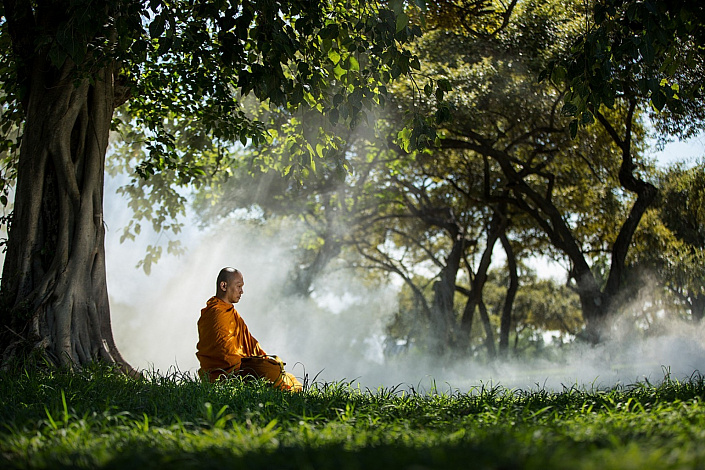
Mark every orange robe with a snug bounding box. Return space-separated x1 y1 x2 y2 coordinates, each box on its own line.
196 296 302 391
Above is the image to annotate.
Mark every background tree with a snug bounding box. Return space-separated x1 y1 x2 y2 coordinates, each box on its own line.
415 0 681 341
656 162 705 321
540 0 705 338
630 161 705 322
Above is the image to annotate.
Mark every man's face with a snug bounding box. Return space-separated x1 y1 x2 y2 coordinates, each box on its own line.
222 273 244 304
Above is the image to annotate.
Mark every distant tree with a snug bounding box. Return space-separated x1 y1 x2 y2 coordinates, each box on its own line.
631 162 705 322
541 0 705 338
479 270 583 355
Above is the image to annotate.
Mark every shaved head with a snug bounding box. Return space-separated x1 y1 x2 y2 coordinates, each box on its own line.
216 267 241 288
215 267 244 303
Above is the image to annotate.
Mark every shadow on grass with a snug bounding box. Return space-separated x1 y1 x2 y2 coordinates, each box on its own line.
67 440 522 470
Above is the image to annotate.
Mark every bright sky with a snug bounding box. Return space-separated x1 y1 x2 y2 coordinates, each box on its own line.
649 133 705 168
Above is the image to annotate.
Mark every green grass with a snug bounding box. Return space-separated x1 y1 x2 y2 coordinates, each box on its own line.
1 364 705 469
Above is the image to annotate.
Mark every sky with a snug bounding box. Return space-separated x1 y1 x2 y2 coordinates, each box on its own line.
649 133 705 168
103 135 705 392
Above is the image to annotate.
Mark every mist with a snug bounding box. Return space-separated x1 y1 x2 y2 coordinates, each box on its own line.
105 186 705 392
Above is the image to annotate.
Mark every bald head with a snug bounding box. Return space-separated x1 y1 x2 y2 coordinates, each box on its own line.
216 267 240 287
215 267 244 304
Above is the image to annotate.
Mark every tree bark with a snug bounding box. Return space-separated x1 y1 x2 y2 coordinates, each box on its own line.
0 50 130 371
431 231 465 349
498 232 517 357
478 300 496 358
458 209 505 348
691 293 705 322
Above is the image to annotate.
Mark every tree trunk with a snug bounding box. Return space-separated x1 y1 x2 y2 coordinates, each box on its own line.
458 209 506 349
431 232 465 350
498 232 517 357
478 300 496 358
287 239 342 296
691 293 705 322
0 55 130 371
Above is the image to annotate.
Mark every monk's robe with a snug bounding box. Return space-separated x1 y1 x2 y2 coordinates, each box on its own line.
196 296 302 391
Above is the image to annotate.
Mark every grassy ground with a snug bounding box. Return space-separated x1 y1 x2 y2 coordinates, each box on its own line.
1 364 705 469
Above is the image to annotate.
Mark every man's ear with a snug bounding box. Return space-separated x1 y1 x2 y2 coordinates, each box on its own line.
219 281 227 292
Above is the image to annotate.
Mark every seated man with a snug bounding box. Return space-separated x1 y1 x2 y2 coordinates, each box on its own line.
196 267 302 391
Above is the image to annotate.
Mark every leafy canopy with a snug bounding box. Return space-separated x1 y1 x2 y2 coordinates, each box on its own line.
544 0 705 137
0 0 426 185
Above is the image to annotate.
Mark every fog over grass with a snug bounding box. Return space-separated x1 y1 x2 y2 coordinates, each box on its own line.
106 196 705 392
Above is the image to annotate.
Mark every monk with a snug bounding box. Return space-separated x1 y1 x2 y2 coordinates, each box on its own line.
196 267 302 391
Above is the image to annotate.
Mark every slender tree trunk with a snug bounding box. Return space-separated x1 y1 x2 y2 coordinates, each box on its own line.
498 232 517 357
431 232 465 350
0 53 130 370
478 300 496 358
691 293 705 322
458 210 505 349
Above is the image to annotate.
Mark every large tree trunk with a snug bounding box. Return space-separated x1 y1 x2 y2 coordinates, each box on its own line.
0 53 129 370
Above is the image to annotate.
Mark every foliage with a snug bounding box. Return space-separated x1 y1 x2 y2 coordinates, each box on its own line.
2 364 705 469
657 161 705 249
105 0 518 273
546 0 705 138
630 161 705 320
0 0 428 265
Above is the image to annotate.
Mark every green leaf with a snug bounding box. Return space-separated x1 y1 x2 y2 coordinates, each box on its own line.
561 102 578 116
328 108 339 125
389 0 404 15
320 23 340 40
651 89 667 111
397 127 412 152
149 14 166 39
328 49 341 64
396 12 409 33
347 54 359 71
333 63 346 80
438 79 452 91
48 45 67 69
